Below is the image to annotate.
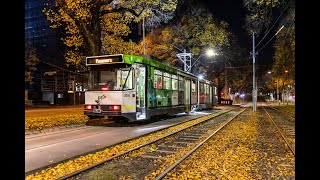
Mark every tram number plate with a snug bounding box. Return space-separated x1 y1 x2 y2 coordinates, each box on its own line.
93 109 102 113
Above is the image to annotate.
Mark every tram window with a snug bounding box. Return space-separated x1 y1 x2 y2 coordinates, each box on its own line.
204 84 208 94
163 73 171 90
116 68 133 90
154 69 162 89
179 76 184 91
192 80 196 92
101 71 116 84
200 83 204 93
172 79 178 90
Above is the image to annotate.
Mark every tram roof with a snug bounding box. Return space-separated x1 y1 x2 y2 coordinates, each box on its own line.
86 54 215 85
86 54 197 78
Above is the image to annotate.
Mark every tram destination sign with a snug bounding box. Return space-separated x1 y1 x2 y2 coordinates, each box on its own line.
86 55 123 65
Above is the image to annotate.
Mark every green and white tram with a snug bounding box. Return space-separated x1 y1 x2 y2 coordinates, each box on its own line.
84 54 217 122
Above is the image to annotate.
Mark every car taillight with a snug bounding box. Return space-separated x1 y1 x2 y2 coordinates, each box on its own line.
86 105 92 109
113 105 120 110
101 87 109 90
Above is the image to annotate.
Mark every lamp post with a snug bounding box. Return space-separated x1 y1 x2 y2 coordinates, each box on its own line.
177 48 217 73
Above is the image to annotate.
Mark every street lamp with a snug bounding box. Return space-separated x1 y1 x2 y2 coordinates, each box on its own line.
177 48 217 73
201 49 231 101
206 49 218 57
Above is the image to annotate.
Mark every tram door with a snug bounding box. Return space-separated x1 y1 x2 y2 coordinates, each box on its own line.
135 65 147 120
185 79 191 112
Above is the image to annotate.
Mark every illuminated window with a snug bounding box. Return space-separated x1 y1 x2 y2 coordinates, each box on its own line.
172 75 178 90
192 80 196 92
200 83 204 93
154 69 162 89
163 73 171 90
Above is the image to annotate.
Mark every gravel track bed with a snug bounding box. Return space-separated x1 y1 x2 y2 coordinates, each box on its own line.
163 107 295 179
264 106 295 151
69 110 242 179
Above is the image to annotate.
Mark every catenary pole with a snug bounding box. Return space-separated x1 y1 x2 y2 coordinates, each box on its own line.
252 32 257 112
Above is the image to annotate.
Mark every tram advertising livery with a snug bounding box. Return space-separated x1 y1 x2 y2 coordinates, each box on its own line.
84 54 218 122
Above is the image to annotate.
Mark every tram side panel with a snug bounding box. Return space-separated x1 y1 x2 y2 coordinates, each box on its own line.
147 67 189 118
195 80 216 110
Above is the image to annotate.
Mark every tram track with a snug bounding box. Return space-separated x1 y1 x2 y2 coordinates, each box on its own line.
56 108 244 180
26 105 295 180
159 107 295 179
26 108 235 180
262 106 295 155
268 106 295 122
153 108 247 179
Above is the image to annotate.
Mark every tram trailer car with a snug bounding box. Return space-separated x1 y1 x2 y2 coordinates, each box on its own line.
84 54 218 122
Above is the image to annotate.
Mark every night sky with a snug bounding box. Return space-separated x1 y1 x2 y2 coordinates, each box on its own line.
200 0 275 69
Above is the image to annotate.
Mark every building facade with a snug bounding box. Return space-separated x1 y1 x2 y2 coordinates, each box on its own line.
25 0 85 105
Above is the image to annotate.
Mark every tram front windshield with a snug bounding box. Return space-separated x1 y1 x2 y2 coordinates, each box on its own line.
88 66 133 91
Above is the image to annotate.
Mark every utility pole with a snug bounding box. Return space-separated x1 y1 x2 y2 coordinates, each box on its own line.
143 18 146 55
277 78 279 106
73 75 76 105
252 32 257 112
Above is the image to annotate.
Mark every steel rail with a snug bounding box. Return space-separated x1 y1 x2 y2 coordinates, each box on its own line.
268 106 295 121
263 107 295 156
154 108 247 180
56 109 235 180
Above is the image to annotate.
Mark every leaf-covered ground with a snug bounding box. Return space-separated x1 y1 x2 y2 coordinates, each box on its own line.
25 110 227 180
25 105 295 179
25 106 89 131
161 107 295 179
272 104 295 114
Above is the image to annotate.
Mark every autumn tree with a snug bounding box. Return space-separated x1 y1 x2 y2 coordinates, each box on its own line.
134 2 231 69
243 0 289 35
271 3 294 102
25 42 39 88
43 0 178 65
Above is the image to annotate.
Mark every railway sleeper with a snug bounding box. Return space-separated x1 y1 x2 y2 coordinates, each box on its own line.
155 149 178 154
179 137 200 141
140 155 165 159
183 133 203 136
182 135 202 138
158 145 184 149
173 141 191 145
